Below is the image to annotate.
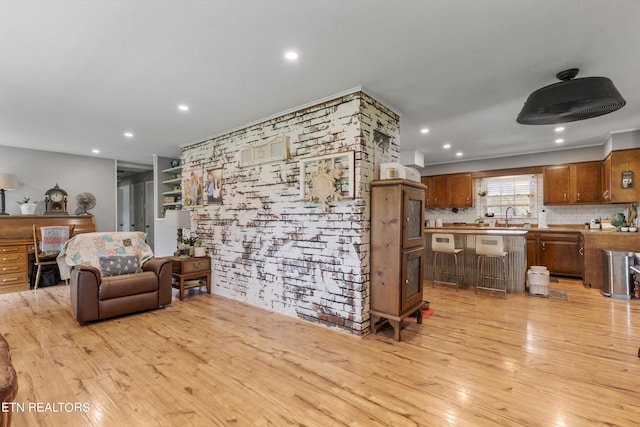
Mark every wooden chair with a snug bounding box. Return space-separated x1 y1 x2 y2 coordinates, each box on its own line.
32 224 74 290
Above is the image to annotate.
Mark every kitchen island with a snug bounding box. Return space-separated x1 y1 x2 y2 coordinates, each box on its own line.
424 227 528 293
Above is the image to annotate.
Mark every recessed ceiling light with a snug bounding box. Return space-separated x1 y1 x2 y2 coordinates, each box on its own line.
443 143 451 149
284 51 299 61
555 138 564 144
555 126 565 132
124 132 134 138
456 152 463 157
92 149 100 154
421 128 430 134
178 104 189 112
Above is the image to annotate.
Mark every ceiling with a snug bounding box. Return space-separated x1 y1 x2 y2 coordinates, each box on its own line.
2 1 639 171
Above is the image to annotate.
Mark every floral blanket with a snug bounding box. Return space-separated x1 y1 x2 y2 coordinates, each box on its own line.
57 231 154 280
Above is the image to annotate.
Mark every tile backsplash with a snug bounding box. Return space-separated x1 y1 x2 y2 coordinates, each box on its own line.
425 174 639 226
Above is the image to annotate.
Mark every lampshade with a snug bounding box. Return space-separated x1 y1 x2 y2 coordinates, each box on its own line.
165 209 191 228
0 173 18 191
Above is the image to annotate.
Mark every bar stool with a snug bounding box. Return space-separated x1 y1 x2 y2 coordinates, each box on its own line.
475 235 508 298
431 233 464 291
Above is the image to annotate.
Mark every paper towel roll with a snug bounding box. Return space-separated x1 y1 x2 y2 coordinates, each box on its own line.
538 210 548 228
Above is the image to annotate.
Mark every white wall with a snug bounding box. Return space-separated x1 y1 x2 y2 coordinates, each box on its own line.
0 145 116 232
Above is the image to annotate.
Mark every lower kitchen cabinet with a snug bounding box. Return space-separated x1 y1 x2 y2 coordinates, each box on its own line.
527 231 583 278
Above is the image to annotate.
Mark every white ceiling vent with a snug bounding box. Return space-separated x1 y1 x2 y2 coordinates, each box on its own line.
399 150 425 168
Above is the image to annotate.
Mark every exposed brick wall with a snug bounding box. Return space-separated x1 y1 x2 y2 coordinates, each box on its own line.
181 91 399 334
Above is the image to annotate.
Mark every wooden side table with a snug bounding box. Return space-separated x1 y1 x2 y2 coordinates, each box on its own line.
171 256 211 301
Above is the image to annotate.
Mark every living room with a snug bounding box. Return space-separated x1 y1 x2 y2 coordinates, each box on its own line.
2 1 640 426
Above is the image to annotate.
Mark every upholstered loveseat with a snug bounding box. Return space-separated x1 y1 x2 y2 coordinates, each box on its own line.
59 232 172 323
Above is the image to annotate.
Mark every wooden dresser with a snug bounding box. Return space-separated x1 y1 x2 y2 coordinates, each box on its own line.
0 215 97 294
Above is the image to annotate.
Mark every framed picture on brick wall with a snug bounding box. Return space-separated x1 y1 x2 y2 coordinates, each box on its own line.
205 167 223 204
182 168 205 208
299 151 354 210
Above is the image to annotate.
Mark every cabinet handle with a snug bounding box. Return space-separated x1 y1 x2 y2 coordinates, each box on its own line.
542 242 546 251
563 193 567 201
1 267 18 272
1 248 19 253
603 190 609 200
1 256 19 262
405 280 409 284
2 277 18 283
406 217 410 222
577 192 580 201
434 198 438 205
579 247 584 256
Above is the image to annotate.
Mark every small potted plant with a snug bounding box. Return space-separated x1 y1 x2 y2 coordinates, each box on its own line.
193 239 206 257
17 197 37 215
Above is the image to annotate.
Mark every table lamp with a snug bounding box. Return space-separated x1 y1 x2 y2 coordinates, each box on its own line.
165 209 191 247
0 173 18 215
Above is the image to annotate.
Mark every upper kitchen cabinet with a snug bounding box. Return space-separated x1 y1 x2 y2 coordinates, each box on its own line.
420 176 434 208
449 173 473 207
423 173 473 208
602 148 640 203
543 161 601 205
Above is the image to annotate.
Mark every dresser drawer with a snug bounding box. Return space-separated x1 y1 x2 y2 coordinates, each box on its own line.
0 245 25 254
172 257 211 274
0 253 28 271
0 272 29 293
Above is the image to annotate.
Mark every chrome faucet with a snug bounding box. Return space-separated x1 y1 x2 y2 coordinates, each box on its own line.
505 206 515 228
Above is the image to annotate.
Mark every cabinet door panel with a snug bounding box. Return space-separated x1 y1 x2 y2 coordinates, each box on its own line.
610 149 640 203
403 187 424 249
539 234 581 277
602 155 612 202
432 176 449 207
449 173 473 207
573 162 602 203
543 165 570 204
401 248 424 312
421 176 434 208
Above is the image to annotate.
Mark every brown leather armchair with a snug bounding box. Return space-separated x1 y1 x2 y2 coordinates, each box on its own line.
0 334 18 427
70 257 172 324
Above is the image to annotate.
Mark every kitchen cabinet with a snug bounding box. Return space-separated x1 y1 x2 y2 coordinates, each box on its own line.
421 176 434 208
526 231 583 278
543 161 601 205
602 148 640 203
538 232 583 277
370 179 425 341
423 173 473 208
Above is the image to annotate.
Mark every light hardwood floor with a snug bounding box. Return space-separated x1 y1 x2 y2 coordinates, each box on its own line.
1 280 639 426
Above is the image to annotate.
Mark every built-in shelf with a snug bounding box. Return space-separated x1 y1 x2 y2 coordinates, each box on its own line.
161 164 182 214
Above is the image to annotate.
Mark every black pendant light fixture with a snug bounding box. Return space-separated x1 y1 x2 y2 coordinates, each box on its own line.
516 68 626 125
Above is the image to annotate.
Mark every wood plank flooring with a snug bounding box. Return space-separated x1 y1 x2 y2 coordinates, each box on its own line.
1 280 639 426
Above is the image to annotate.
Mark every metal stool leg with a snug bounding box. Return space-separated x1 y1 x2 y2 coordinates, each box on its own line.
453 253 459 292
432 252 438 288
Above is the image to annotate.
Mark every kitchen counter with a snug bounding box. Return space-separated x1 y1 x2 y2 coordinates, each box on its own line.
424 228 527 293
426 224 640 235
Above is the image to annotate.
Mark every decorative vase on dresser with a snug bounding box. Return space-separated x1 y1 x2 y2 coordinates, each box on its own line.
370 179 426 341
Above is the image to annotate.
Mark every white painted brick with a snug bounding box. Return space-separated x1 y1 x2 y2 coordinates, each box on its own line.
181 91 399 335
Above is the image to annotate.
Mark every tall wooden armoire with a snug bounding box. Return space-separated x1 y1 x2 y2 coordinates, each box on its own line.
370 179 426 341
